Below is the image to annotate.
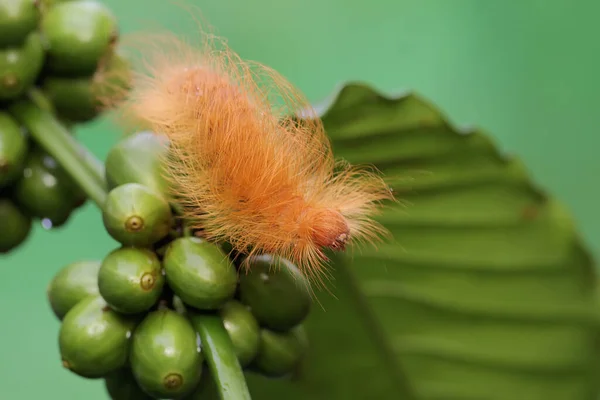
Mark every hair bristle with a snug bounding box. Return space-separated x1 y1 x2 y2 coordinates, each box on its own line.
111 18 395 288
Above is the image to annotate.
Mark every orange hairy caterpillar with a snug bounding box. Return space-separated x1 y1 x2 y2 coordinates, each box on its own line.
111 22 395 287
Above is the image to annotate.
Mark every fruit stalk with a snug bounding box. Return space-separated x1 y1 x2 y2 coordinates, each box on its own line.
9 97 108 207
191 313 253 400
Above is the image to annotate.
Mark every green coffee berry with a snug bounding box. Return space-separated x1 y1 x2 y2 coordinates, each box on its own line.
59 296 137 378
102 183 173 247
0 32 44 100
239 254 312 331
130 309 203 399
47 260 101 320
220 300 260 367
104 131 171 198
12 150 83 227
0 0 40 47
0 112 28 188
98 247 165 314
0 198 32 253
252 325 308 377
104 368 153 400
41 0 118 75
163 237 238 310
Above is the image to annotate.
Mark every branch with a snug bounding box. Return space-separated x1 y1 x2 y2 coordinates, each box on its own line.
9 97 107 207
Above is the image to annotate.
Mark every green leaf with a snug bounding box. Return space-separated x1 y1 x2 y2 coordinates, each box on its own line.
246 83 600 400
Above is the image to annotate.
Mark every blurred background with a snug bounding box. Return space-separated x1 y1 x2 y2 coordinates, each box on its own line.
1 0 598 398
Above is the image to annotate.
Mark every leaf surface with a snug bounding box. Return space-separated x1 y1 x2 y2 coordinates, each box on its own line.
247 83 600 400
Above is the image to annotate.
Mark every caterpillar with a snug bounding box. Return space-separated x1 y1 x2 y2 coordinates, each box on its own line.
109 21 395 287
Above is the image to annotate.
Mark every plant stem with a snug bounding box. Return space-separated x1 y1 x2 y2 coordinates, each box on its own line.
9 98 108 207
191 313 253 400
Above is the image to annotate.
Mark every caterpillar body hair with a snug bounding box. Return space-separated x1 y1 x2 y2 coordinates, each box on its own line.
111 20 395 287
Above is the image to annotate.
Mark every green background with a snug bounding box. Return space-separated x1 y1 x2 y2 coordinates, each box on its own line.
1 0 598 398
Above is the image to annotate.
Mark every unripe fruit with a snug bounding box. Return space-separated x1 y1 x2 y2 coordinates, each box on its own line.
0 198 32 253
220 300 260 367
239 255 311 331
104 131 171 199
0 32 44 100
59 296 138 378
102 183 172 247
41 0 118 76
0 112 28 188
104 368 153 400
0 0 40 47
252 325 308 377
47 260 100 320
163 237 238 310
130 309 203 398
98 247 165 314
12 150 84 227
42 77 100 123
41 50 132 122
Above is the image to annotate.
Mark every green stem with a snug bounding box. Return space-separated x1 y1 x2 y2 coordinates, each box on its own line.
191 313 252 400
9 98 108 207
73 142 106 187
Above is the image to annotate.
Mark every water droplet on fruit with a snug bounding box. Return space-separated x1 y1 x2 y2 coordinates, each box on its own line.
41 218 53 230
